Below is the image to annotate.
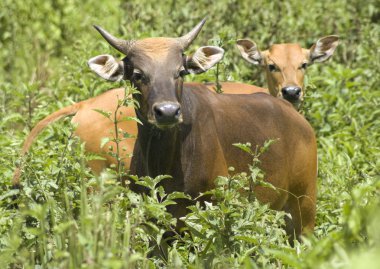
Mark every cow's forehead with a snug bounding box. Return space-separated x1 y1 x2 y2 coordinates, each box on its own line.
267 43 305 65
131 37 183 61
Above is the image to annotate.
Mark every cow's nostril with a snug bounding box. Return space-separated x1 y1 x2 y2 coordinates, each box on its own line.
154 106 163 117
175 108 181 117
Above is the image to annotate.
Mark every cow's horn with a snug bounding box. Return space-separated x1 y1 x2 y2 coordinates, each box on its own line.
177 18 206 49
93 25 134 55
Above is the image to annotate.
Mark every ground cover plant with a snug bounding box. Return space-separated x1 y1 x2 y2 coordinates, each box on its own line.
0 0 379 268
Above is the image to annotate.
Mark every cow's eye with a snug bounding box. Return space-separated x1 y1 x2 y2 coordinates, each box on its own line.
179 67 188 77
174 67 188 78
132 70 144 81
300 63 308 70
268 64 278 72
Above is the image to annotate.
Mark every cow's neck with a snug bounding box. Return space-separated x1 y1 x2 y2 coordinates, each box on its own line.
135 114 184 182
132 89 195 192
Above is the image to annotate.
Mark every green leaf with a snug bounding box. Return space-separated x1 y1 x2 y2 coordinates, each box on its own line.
234 235 259 245
93 109 112 119
166 192 191 201
233 143 253 155
257 180 277 191
263 248 301 268
100 137 110 148
53 220 76 234
0 189 19 201
121 116 143 125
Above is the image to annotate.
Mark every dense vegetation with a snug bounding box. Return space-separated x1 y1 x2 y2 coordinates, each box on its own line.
1 0 379 268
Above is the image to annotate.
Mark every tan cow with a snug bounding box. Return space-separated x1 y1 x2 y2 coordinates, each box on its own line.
236 36 339 107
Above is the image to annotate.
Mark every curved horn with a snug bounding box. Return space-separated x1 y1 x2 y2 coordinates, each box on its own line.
177 18 207 49
93 25 134 55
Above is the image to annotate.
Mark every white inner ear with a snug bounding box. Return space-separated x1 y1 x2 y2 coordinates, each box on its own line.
190 46 224 73
236 39 262 65
311 37 339 63
88 55 124 81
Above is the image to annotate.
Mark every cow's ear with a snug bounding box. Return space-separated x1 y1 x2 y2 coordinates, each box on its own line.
88 54 124 81
236 39 263 65
309 35 339 63
185 46 224 74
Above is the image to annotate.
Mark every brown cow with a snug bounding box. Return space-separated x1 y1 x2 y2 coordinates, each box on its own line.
13 20 317 242
237 36 339 107
88 20 317 241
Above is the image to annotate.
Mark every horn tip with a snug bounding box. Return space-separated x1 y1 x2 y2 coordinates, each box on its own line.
93 25 102 31
200 17 207 26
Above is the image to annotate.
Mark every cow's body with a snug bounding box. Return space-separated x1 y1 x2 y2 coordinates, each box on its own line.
131 84 317 238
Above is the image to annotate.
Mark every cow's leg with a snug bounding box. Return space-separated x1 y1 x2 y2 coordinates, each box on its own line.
284 188 316 244
299 188 316 235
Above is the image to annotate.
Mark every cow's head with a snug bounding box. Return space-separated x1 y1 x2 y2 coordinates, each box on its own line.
236 36 339 107
88 19 224 129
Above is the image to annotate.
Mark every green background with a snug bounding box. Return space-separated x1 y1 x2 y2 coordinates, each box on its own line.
0 0 379 268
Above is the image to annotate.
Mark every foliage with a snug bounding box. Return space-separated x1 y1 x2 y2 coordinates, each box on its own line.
0 0 379 268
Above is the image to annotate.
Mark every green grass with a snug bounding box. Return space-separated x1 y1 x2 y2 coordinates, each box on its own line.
1 0 379 268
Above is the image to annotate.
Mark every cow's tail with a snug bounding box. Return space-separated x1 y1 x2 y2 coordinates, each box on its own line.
12 102 82 187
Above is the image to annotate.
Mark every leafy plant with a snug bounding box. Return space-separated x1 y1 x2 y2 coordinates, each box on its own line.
1 0 379 268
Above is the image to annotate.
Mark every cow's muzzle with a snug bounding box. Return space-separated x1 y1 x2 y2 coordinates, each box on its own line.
281 86 302 103
152 102 182 127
